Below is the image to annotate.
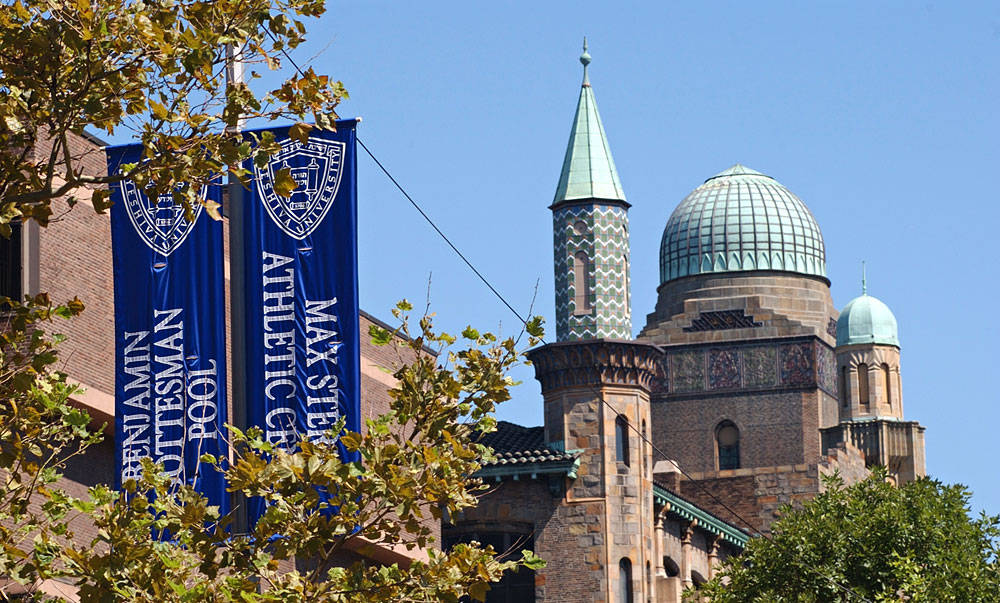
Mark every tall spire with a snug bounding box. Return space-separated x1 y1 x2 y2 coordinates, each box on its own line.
553 39 626 205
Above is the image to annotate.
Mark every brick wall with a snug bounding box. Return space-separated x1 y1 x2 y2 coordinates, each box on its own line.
679 442 870 534
652 389 826 473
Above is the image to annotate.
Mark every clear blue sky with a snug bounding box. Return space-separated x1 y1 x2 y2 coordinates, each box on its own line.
248 2 1000 512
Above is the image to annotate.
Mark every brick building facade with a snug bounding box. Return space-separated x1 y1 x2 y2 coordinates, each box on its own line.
439 45 927 602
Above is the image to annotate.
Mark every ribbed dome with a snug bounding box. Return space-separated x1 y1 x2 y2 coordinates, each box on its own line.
659 165 827 284
836 294 899 347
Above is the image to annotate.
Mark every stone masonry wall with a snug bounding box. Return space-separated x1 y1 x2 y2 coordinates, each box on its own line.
451 478 606 603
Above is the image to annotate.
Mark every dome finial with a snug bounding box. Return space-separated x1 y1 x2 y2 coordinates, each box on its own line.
862 260 867 295
580 37 591 86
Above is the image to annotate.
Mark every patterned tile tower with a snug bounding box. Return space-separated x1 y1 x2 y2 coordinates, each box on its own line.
552 40 632 341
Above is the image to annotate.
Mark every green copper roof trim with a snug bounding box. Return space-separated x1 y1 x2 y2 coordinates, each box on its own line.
836 293 899 348
553 41 626 205
474 456 580 480
653 483 749 547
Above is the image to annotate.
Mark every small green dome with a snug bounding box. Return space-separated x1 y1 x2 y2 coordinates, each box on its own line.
659 165 827 284
836 294 899 347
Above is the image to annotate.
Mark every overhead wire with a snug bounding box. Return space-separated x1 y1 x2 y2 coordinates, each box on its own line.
259 39 874 603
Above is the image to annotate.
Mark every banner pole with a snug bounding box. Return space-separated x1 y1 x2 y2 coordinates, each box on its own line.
225 42 248 535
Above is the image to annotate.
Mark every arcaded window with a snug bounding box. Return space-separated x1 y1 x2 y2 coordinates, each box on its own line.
615 415 630 467
573 251 591 315
839 366 848 407
858 363 870 406
618 558 633 603
0 221 21 301
717 421 740 470
882 363 892 407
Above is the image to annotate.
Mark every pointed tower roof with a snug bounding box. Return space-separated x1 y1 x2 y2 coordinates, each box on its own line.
552 39 627 206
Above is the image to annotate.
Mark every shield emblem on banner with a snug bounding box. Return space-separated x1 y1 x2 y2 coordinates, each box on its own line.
255 137 346 240
120 180 205 256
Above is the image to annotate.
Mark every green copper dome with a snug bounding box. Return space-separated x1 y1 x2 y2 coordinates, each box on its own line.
659 165 827 284
836 294 899 347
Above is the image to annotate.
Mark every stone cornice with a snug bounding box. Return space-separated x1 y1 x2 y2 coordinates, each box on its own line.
527 339 664 394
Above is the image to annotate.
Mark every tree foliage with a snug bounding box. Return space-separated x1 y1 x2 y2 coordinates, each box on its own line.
1 1 547 597
0 297 545 600
0 0 345 226
697 469 1000 602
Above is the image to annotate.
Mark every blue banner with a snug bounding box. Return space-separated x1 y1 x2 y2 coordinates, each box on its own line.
240 122 360 525
108 144 229 515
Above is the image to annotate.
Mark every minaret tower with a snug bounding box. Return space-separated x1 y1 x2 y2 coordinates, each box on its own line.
529 41 657 602
552 39 631 341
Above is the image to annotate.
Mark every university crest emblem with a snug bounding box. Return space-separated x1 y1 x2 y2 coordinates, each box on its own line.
255 137 346 240
120 180 205 256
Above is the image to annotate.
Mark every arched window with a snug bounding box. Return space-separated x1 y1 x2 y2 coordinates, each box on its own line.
882 363 892 407
645 560 651 596
573 219 588 235
573 251 591 315
615 415 630 467
839 366 848 407
618 558 633 603
717 421 740 470
858 363 870 406
663 556 680 578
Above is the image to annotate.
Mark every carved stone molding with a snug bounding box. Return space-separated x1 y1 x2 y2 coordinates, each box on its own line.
527 339 664 394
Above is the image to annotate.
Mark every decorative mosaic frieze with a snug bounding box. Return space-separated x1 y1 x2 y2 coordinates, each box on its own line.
553 204 631 341
816 343 836 395
779 342 814 386
670 350 704 393
742 346 777 387
684 310 762 332
708 348 741 390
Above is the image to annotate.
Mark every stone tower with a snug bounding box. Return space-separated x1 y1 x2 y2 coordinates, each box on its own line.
824 273 926 483
525 41 657 601
552 39 631 342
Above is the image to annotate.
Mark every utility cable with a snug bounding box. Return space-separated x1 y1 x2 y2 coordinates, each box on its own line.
356 139 873 603
260 39 873 603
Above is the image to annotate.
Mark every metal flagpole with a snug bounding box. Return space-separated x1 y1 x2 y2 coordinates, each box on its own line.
225 42 248 535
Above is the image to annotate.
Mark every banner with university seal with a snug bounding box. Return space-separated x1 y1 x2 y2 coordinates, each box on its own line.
107 143 229 514
240 122 360 526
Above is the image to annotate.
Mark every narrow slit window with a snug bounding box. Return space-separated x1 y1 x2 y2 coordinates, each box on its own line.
615 415 630 467
573 251 591 315
882 363 892 407
858 363 870 406
618 558 633 603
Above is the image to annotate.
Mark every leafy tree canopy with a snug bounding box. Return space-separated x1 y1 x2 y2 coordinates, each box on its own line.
0 1 549 598
697 469 1000 602
0 0 343 227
